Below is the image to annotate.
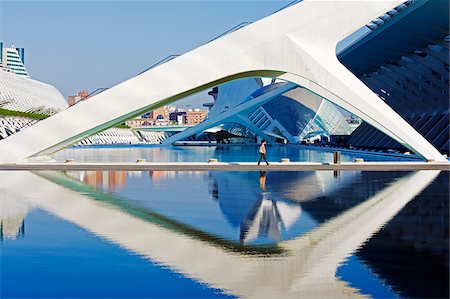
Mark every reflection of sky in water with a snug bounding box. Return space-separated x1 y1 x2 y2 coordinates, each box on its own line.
337 255 399 298
52 144 417 163
1 208 233 299
1 168 448 299
89 170 362 246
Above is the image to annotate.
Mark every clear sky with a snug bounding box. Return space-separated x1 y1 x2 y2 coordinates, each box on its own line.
1 0 293 108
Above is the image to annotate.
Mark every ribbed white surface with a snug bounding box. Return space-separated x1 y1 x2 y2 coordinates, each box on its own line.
0 71 68 114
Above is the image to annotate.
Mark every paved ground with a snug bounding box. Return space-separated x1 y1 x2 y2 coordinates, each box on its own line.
0 161 449 171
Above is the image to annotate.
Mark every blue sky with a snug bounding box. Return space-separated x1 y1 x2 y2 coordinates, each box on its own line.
1 1 293 107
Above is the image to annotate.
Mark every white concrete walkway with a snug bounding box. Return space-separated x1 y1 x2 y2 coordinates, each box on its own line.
1 161 448 171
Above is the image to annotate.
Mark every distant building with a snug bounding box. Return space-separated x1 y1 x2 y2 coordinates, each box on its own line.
0 42 29 77
68 90 89 106
169 111 187 125
151 106 169 123
186 109 207 126
126 106 171 127
126 118 151 127
126 106 206 127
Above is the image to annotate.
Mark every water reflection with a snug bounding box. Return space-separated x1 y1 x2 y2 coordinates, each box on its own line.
66 170 127 191
0 170 444 298
239 171 302 244
209 170 360 245
52 145 410 163
0 195 28 240
350 172 449 298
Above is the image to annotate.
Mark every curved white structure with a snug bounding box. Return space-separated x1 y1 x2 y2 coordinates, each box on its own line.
0 0 446 163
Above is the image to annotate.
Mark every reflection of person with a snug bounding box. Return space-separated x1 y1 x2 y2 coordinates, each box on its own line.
259 171 266 191
257 140 270 165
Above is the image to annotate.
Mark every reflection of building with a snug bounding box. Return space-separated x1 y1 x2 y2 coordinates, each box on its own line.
240 197 301 244
293 170 449 299
148 171 176 181
85 171 126 190
354 172 449 299
1 217 25 240
0 42 28 77
67 171 127 191
1 167 443 299
208 169 364 245
0 197 29 240
209 171 304 245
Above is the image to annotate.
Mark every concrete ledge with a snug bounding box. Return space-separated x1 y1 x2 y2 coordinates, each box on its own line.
0 161 449 171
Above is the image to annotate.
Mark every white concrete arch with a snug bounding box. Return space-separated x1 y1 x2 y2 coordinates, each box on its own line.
0 0 446 163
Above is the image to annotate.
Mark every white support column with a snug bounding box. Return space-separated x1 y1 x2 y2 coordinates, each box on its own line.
0 0 445 163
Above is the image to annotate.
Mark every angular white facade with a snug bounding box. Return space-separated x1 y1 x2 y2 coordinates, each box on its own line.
0 71 68 114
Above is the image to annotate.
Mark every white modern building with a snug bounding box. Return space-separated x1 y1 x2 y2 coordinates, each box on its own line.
0 69 69 140
0 68 142 143
0 70 68 114
0 47 143 143
0 43 66 139
0 43 29 77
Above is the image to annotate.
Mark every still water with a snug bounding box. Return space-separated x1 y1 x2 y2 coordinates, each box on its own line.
50 144 418 163
1 146 448 298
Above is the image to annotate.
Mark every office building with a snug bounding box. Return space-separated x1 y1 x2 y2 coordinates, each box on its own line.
0 42 29 77
68 90 90 106
186 109 207 126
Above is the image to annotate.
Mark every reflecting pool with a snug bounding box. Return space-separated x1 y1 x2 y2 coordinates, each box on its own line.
51 144 418 163
1 147 448 298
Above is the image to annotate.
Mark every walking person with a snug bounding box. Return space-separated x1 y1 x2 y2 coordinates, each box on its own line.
257 139 269 165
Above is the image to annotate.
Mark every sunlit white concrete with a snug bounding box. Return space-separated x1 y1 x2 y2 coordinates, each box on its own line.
0 70 67 114
0 0 446 162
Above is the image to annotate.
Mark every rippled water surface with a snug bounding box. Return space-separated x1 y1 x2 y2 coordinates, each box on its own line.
1 146 448 298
